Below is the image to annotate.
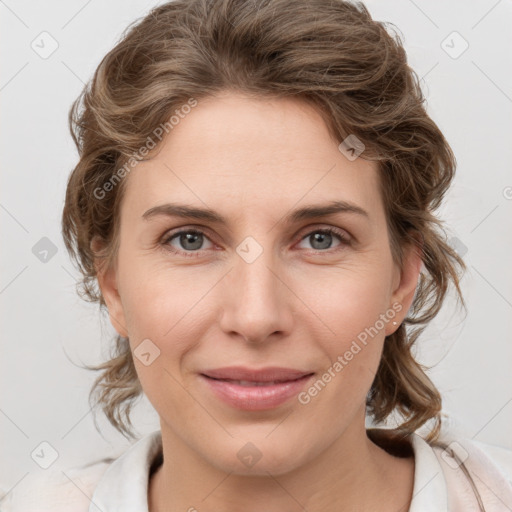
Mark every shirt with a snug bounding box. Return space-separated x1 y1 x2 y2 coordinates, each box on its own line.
2 425 512 511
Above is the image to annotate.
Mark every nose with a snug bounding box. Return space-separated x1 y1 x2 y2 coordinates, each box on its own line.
218 249 295 344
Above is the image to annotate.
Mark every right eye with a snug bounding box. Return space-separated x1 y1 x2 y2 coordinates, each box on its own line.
161 229 215 257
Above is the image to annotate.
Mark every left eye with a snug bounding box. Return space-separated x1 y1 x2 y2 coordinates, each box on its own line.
297 228 349 251
161 227 349 257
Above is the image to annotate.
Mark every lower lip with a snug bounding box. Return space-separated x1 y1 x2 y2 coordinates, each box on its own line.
199 374 315 411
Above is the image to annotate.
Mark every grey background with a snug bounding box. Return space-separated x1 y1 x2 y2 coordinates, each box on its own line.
1 0 511 495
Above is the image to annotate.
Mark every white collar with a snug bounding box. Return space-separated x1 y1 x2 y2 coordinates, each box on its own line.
90 430 162 512
89 429 449 512
408 432 448 511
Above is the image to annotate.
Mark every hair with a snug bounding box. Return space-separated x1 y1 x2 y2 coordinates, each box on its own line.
62 0 466 443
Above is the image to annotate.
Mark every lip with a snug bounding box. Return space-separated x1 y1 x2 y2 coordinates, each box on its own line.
199 367 315 411
201 366 313 382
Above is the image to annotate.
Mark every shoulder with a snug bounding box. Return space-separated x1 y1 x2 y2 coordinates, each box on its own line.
373 420 512 511
426 430 512 510
471 439 512 484
0 458 113 512
430 433 512 483
0 431 162 512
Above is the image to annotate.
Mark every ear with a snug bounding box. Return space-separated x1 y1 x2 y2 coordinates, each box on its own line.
385 235 423 336
92 237 128 338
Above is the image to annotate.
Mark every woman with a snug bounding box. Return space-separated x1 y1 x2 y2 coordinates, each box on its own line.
3 0 511 510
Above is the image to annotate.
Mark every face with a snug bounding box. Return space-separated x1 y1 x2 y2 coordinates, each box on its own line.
99 92 420 476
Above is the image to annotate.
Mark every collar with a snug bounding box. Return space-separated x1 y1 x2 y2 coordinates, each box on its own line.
408 432 448 511
89 429 448 512
89 430 162 512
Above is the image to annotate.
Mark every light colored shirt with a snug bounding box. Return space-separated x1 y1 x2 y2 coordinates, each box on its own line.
2 426 512 511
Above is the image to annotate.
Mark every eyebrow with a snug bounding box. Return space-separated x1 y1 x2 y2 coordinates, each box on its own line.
142 200 369 225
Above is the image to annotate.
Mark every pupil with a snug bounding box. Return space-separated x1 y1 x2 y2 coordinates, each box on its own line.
312 232 331 250
181 232 202 250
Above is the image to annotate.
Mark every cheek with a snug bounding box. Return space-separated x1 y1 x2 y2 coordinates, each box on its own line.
120 259 199 338
299 262 393 339
296 263 393 403
296 273 390 423
119 268 200 412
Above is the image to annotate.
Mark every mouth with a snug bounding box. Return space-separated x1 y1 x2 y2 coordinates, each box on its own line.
202 375 313 386
199 368 315 410
200 366 314 382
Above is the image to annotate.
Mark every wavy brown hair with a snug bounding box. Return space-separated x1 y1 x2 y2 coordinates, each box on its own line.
62 0 465 442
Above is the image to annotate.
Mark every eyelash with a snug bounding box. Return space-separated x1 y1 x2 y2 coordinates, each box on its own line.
160 226 351 258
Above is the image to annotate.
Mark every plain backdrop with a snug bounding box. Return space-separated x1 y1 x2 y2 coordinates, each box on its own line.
1 0 511 495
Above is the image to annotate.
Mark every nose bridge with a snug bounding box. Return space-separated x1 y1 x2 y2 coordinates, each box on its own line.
219 242 293 342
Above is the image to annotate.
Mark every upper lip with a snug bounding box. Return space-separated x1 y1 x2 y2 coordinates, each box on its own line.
201 366 314 382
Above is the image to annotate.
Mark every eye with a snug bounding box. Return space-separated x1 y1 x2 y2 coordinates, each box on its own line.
162 229 214 257
296 227 350 252
160 226 351 258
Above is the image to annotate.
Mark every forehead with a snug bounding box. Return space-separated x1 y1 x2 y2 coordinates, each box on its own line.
121 93 384 224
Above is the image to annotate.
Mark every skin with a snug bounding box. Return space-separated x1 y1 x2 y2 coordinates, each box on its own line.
96 91 421 512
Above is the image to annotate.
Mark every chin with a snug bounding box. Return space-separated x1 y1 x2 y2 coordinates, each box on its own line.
203 437 311 477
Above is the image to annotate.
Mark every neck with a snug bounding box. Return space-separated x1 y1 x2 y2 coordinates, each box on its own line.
148 414 415 512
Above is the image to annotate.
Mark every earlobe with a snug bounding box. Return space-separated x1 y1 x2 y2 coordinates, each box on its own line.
386 241 423 335
92 238 128 338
